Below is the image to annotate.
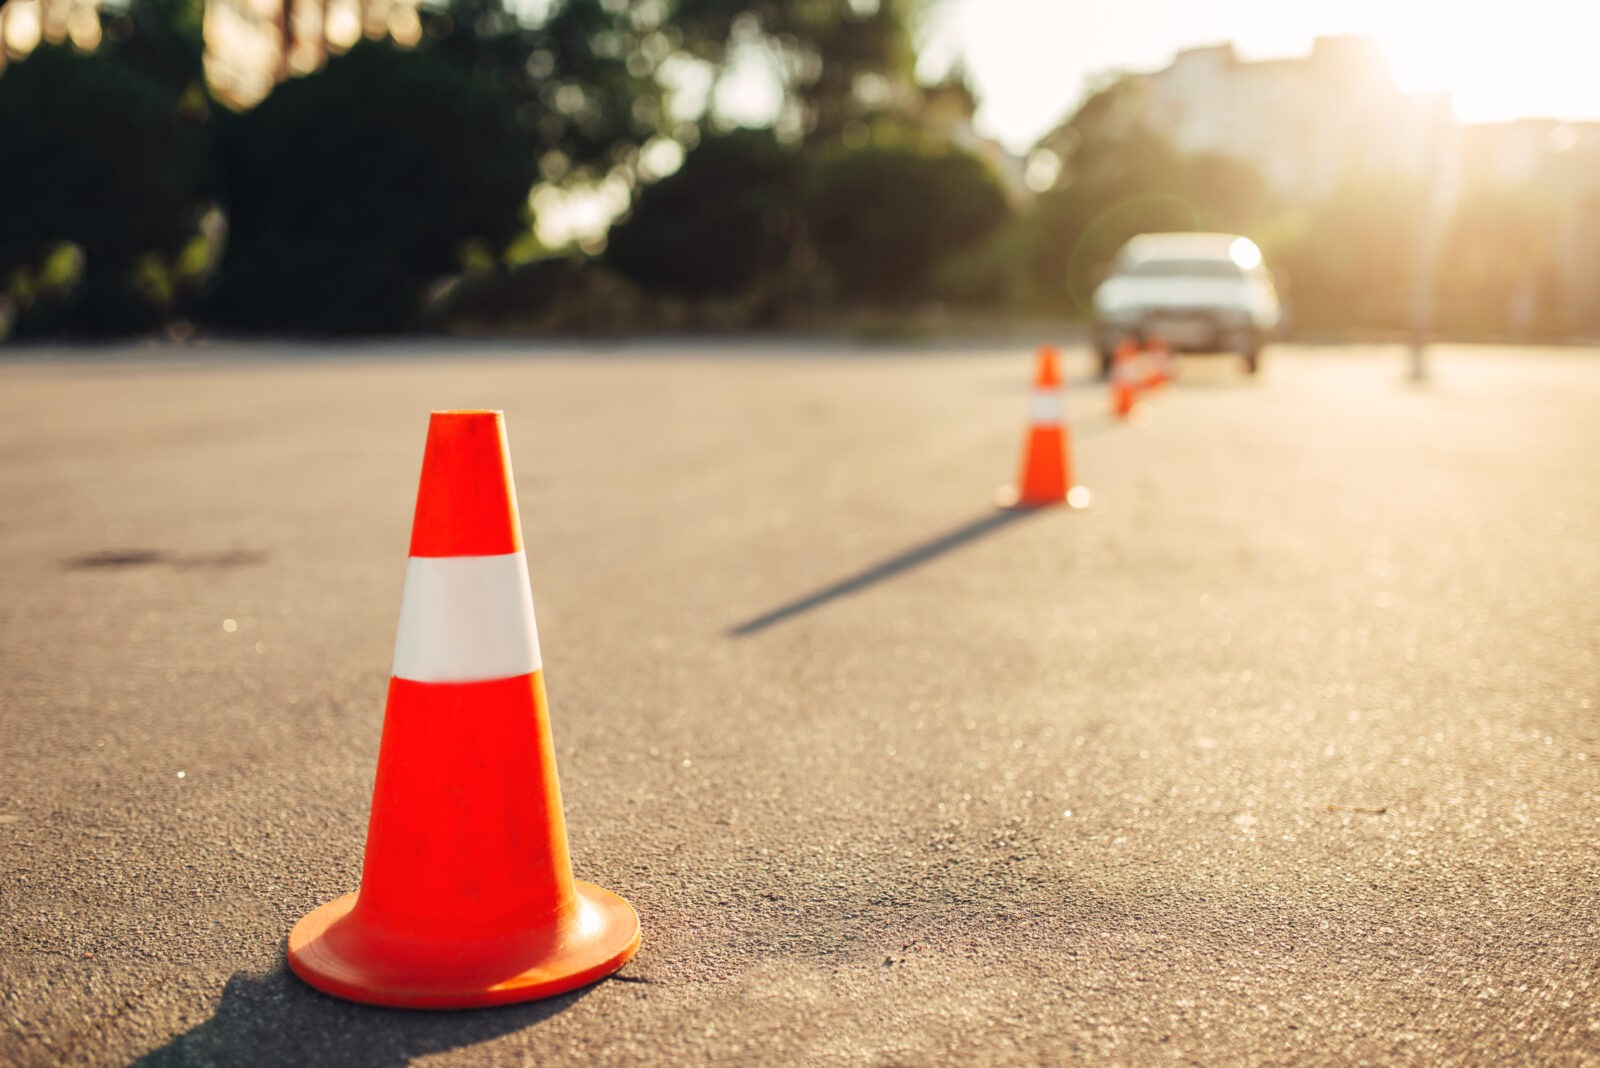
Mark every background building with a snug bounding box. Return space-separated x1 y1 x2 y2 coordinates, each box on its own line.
1125 34 1598 333
1139 35 1447 204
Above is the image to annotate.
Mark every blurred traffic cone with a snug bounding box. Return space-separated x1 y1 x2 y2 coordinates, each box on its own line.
1001 346 1087 509
288 410 640 1009
1110 337 1140 419
1144 337 1172 389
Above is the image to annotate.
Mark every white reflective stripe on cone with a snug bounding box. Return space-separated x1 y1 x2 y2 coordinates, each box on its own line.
392 553 543 683
1030 391 1064 424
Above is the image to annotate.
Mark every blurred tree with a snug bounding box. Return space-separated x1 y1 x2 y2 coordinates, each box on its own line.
947 73 1277 315
1434 187 1566 335
0 45 211 335
672 0 920 140
1175 153 1276 235
604 129 804 300
1263 180 1424 331
1033 71 1168 193
410 0 922 277
98 0 207 96
426 255 653 333
209 41 535 333
416 0 676 179
808 137 1010 306
98 0 222 213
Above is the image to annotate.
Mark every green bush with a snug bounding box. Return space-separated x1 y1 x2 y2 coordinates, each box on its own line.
0 45 211 336
605 130 805 302
209 42 535 333
807 142 1011 306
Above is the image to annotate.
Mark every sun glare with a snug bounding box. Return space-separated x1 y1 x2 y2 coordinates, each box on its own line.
1370 2 1600 122
930 0 1600 152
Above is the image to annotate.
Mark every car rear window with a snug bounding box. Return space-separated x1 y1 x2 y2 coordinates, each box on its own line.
1123 259 1245 279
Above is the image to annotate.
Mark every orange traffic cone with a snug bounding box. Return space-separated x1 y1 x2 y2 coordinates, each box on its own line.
1002 346 1087 509
1111 337 1140 419
1144 337 1172 390
288 410 640 1009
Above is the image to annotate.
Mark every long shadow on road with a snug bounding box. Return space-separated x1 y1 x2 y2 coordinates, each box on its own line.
729 506 1046 637
131 965 597 1068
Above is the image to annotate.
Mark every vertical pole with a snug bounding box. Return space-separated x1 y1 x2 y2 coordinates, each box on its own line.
1408 93 1453 383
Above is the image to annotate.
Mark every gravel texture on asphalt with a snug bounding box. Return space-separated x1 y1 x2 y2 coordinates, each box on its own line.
1 341 1596 1066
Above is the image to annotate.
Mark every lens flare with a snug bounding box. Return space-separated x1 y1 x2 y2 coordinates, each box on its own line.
1228 237 1262 270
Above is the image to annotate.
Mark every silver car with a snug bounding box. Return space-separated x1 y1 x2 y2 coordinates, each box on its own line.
1092 232 1281 376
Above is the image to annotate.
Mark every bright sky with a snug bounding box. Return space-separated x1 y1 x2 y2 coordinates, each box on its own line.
920 0 1600 152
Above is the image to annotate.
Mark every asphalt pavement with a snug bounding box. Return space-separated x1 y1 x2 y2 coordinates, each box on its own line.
1 340 1596 1066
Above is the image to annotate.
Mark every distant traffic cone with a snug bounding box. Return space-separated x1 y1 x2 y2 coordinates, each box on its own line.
1001 346 1087 509
1144 337 1172 389
1111 337 1140 418
288 410 640 1009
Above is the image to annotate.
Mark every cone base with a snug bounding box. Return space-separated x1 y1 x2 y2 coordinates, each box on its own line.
287 880 641 1009
996 485 1091 511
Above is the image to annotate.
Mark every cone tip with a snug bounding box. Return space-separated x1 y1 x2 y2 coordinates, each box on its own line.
429 409 505 425
410 410 521 558
1034 346 1061 387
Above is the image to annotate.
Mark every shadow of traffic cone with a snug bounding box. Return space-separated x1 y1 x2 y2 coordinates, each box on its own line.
287 410 640 1009
1110 337 1140 419
999 346 1088 509
1144 337 1172 390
